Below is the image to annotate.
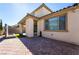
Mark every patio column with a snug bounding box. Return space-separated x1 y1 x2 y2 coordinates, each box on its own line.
25 18 34 37
19 24 22 34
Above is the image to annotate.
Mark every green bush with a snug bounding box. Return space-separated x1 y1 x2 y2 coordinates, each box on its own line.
15 34 26 38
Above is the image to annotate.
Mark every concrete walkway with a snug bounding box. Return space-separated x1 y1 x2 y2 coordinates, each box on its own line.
0 37 79 55
0 37 32 55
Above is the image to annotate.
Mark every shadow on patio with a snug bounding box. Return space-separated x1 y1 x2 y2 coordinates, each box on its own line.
19 37 79 55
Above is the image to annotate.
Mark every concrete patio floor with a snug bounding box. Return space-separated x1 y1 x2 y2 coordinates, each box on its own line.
0 37 32 55
0 37 79 55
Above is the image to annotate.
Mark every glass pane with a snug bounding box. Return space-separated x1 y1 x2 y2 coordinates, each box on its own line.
45 20 49 30
34 20 37 32
49 17 59 30
45 17 59 30
59 15 66 30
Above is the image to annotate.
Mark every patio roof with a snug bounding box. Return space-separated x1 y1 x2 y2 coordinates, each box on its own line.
18 13 39 24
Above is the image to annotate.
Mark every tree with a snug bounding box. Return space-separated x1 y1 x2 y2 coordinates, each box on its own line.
73 3 79 6
0 19 3 31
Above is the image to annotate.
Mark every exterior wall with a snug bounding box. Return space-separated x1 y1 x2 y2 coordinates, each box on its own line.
37 19 44 36
32 7 51 17
39 9 79 45
25 18 34 37
22 25 26 33
18 24 22 33
16 24 26 34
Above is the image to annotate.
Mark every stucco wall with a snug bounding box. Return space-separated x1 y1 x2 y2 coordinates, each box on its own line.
39 9 79 45
32 7 51 17
22 25 26 33
25 18 34 37
37 19 44 36
18 24 22 33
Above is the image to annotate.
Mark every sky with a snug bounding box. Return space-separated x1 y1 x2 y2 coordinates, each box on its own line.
0 3 74 26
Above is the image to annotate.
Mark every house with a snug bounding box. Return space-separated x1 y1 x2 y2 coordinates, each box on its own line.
18 3 79 45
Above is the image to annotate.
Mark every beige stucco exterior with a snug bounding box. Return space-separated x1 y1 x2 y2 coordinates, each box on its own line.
31 7 52 17
18 4 79 45
18 24 23 33
32 5 52 36
37 19 45 36
38 9 79 45
18 4 52 37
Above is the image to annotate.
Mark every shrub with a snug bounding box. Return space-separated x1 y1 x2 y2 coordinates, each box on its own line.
15 34 26 38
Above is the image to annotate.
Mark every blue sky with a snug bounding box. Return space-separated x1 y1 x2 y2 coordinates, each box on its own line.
0 3 73 26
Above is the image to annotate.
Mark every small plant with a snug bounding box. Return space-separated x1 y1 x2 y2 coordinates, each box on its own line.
15 34 26 38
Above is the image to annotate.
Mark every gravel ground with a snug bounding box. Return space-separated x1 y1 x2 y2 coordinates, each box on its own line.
0 37 79 55
19 37 79 55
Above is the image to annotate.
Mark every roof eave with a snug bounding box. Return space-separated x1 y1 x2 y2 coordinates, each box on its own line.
40 5 79 20
18 13 39 24
31 3 53 14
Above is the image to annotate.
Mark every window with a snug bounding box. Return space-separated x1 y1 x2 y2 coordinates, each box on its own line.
59 15 66 30
45 14 67 31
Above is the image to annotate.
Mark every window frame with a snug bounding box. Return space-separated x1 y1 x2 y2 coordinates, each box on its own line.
44 14 68 32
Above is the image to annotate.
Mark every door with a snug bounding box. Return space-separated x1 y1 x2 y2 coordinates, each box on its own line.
34 20 37 36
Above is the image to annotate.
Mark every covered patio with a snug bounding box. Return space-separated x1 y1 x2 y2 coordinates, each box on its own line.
18 14 39 37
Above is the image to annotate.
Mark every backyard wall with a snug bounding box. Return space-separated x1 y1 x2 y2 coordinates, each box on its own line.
8 26 20 34
39 9 79 45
